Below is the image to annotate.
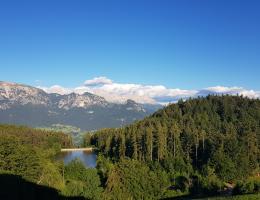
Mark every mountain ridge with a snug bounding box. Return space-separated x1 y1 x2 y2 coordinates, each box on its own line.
0 81 162 130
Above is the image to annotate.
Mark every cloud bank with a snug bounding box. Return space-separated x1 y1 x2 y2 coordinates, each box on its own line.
84 76 113 86
37 77 260 105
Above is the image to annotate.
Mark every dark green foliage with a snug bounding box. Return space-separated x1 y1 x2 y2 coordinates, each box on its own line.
0 174 85 200
210 149 237 181
197 194 260 199
190 173 223 196
0 135 42 182
0 126 72 189
233 178 260 195
96 154 114 186
0 125 73 192
63 159 103 200
87 95 260 197
0 124 73 150
104 159 170 200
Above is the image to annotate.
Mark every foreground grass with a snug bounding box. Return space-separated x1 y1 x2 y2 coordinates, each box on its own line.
198 194 260 200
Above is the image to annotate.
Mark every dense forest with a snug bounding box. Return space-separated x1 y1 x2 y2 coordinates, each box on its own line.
0 125 107 200
0 125 71 193
85 95 260 199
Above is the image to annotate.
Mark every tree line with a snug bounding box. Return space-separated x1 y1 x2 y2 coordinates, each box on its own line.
85 95 260 198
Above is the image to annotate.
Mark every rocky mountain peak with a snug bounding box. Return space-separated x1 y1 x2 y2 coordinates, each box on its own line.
0 81 110 110
57 92 108 110
0 81 50 109
0 81 161 130
125 99 146 112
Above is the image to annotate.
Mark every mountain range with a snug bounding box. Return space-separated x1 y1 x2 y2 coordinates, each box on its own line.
0 81 161 130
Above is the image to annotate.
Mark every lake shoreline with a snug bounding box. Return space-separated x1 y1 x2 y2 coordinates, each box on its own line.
61 147 94 152
57 148 97 168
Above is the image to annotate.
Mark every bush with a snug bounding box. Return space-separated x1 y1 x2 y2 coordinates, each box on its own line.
190 173 223 196
233 179 260 195
63 159 103 200
104 159 170 200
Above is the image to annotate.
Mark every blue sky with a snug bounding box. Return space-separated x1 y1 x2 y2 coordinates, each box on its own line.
0 0 259 93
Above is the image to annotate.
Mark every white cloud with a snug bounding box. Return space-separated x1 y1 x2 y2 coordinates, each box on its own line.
84 76 113 86
37 76 260 104
199 86 260 99
37 85 72 95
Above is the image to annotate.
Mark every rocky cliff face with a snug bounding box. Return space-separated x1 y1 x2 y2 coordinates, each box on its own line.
0 82 109 110
0 81 50 109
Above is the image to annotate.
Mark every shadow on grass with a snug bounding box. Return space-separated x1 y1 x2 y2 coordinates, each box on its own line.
161 195 194 200
161 194 230 200
0 174 86 200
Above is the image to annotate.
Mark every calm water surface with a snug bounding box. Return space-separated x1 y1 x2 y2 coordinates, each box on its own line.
57 150 97 168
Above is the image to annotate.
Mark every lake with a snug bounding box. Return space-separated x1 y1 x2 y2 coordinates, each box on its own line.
57 150 97 168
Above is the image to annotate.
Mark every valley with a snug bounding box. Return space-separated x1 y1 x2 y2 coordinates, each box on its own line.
1 1 259 199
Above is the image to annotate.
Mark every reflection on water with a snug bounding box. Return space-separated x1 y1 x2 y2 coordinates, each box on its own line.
57 151 97 168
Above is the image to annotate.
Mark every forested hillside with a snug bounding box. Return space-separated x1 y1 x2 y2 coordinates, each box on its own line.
0 125 104 200
0 124 73 149
0 125 72 184
1 95 260 200
86 95 260 198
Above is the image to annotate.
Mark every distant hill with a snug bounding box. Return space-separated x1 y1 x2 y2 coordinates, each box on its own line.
0 81 161 130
